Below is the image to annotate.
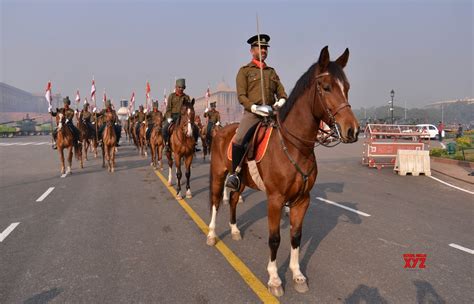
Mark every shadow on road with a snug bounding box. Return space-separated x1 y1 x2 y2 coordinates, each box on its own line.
344 284 388 304
414 280 445 304
24 287 63 304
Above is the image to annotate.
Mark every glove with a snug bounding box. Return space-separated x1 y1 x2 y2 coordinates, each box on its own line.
93 107 97 113
75 109 79 114
142 121 146 124
167 118 173 124
215 121 220 126
204 108 209 113
65 119 70 123
144 109 148 113
114 122 118 125
48 105 53 113
274 98 286 108
251 104 273 117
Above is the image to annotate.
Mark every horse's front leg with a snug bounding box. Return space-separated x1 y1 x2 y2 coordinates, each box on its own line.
166 149 173 185
101 143 106 168
111 144 115 173
67 146 73 174
174 153 183 199
158 143 163 170
267 197 284 297
84 140 89 161
184 154 193 198
59 148 65 174
289 195 310 293
229 190 242 240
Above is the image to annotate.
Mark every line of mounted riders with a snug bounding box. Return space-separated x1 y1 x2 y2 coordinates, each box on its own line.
49 94 222 175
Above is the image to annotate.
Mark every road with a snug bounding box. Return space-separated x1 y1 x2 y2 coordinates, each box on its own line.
0 136 472 303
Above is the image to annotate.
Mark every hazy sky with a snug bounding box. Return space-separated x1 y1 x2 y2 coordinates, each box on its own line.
1 0 472 109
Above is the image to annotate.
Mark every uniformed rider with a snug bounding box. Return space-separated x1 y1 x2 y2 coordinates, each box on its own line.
49 96 81 150
95 99 122 146
146 101 162 140
162 78 199 152
134 105 146 141
203 101 221 143
225 34 288 191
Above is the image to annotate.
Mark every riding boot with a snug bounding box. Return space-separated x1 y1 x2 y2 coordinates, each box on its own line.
225 143 246 191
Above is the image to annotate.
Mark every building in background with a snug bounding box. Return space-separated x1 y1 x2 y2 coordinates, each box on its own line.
0 82 62 123
194 81 243 124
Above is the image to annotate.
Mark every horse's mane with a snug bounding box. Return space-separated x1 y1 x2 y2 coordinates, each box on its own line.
279 61 347 122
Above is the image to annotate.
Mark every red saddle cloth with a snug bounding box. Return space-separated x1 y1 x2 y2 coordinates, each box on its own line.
227 124 273 163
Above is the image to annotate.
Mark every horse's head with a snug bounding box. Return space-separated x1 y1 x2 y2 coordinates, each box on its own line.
314 46 359 143
179 98 196 138
56 108 66 129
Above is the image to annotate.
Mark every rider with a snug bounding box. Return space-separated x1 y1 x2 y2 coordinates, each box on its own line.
146 100 162 140
49 96 81 150
79 102 96 136
162 78 200 152
203 101 221 143
225 33 287 191
95 99 122 147
134 105 146 141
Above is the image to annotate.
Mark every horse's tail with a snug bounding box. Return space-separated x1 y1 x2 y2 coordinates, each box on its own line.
75 142 82 160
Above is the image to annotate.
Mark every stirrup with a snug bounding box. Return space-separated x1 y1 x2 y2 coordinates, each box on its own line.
225 174 240 191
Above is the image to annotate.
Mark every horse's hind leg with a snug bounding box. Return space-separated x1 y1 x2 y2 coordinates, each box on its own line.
229 190 242 240
288 195 310 293
101 145 106 168
59 148 65 174
67 146 73 174
111 145 115 173
266 196 284 297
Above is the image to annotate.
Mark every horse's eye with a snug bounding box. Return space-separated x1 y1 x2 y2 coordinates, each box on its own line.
323 85 331 92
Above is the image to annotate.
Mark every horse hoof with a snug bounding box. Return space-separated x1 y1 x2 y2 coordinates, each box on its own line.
293 278 309 293
186 190 192 199
111 168 114 173
176 192 182 200
231 232 242 241
238 196 244 204
206 236 216 246
268 285 284 297
223 198 229 205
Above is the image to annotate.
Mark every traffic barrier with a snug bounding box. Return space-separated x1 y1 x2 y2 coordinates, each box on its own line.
394 150 431 176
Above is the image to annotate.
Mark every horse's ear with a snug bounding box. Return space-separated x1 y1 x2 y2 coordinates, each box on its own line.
191 98 195 106
335 48 349 68
318 46 330 71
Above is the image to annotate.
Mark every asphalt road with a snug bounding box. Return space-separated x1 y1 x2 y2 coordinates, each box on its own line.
0 135 472 303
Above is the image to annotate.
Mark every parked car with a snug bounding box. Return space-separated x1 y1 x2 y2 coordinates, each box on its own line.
416 124 445 140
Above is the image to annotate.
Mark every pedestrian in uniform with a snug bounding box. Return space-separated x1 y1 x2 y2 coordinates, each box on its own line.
225 34 288 191
204 101 221 143
49 96 81 150
162 78 200 151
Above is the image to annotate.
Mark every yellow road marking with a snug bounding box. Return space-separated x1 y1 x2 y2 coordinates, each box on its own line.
154 170 279 304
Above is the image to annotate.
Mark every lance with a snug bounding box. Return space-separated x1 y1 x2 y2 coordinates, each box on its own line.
256 13 266 106
47 81 54 144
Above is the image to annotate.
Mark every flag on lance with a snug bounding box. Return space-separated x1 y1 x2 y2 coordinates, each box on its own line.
205 85 211 107
103 90 107 105
75 89 80 105
129 91 135 111
83 97 88 105
90 78 96 103
146 81 151 110
45 81 52 106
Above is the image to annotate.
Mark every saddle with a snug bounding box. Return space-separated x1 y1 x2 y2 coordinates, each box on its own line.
227 122 273 163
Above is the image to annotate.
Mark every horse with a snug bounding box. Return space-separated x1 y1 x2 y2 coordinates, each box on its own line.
195 115 209 160
129 116 139 147
165 99 196 199
101 112 117 172
55 110 82 175
123 118 130 143
149 112 165 169
206 46 359 297
138 121 148 157
77 115 98 160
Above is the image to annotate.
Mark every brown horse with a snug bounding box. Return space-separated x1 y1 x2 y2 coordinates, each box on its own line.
206 46 359 297
101 112 117 172
77 115 98 160
195 115 209 160
55 110 82 175
149 112 165 169
129 116 139 147
123 118 131 143
165 99 196 199
138 121 148 157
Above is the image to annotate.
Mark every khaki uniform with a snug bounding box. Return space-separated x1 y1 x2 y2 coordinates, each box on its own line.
51 107 75 121
135 111 146 123
234 61 287 144
147 109 162 124
204 109 220 124
80 110 92 122
165 93 191 120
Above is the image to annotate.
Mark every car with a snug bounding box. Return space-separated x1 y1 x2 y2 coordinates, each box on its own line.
416 124 445 140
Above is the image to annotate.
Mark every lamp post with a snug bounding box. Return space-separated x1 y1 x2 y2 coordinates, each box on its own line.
390 89 395 124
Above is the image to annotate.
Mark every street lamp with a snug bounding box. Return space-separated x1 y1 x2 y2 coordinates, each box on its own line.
390 89 395 124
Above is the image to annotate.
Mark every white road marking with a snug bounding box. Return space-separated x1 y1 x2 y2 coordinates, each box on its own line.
427 175 474 195
0 143 16 146
0 222 20 242
0 142 49 146
449 243 474 254
33 142 49 145
315 197 371 217
36 187 55 202
18 142 35 145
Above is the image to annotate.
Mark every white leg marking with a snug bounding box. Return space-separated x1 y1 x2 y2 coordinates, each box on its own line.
267 259 282 287
168 168 172 184
207 205 217 239
290 247 305 281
